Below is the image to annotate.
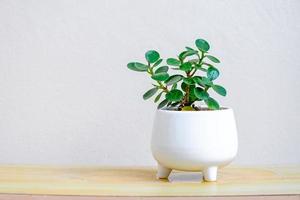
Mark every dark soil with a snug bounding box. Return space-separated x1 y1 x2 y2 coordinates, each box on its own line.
174 105 228 111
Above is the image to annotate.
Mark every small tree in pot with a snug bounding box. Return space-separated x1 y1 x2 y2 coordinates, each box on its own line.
127 39 238 182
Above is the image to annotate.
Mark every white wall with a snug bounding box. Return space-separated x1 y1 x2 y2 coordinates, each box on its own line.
0 0 299 166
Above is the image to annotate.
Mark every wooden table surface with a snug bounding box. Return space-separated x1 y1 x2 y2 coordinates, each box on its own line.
0 165 299 199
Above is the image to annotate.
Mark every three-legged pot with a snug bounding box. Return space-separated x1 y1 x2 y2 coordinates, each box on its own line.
151 108 238 181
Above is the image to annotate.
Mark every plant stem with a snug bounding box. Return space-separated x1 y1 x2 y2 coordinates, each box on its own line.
180 69 191 107
190 51 205 76
180 51 206 107
185 86 190 105
148 64 169 93
157 81 169 92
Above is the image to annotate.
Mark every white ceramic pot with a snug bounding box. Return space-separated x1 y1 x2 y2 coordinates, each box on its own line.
151 108 238 181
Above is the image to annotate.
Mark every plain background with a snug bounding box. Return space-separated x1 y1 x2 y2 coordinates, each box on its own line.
0 0 299 166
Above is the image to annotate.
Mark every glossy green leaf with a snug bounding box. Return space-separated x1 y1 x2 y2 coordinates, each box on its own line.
152 58 163 68
165 89 184 102
198 68 207 72
212 85 227 96
207 67 219 80
151 72 169 81
193 76 203 86
154 91 163 103
183 77 195 85
179 50 197 60
202 77 213 85
155 66 169 73
178 51 187 60
205 97 220 110
180 62 192 72
185 46 196 51
171 83 177 90
165 75 183 85
202 62 215 68
189 87 198 102
194 87 209 100
169 102 180 108
195 38 210 52
186 50 198 55
181 82 187 91
195 64 207 72
181 82 195 92
194 64 202 69
157 99 169 109
145 50 160 63
166 58 181 66
189 59 199 64
206 55 220 63
143 87 158 100
127 62 148 72
194 76 212 87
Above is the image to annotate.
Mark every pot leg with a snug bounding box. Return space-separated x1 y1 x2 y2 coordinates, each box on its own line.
156 163 172 179
203 166 218 181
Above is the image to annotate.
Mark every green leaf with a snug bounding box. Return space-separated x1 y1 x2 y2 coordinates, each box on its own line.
143 87 158 100
189 59 199 64
127 62 148 72
165 75 183 85
181 82 187 91
193 76 212 87
166 58 181 66
157 99 169 109
154 91 163 103
212 85 227 96
179 51 187 60
183 77 195 85
145 50 160 63
202 77 212 84
179 50 197 60
195 38 210 52
152 58 163 68
180 62 192 72
202 62 215 68
206 55 220 63
189 86 198 102
155 66 169 73
193 76 203 86
171 83 177 90
169 101 180 108
207 67 219 80
202 77 213 86
188 59 199 65
185 46 196 51
165 89 184 102
195 64 207 72
181 82 195 92
194 87 209 100
205 97 220 110
171 67 181 70
151 72 169 81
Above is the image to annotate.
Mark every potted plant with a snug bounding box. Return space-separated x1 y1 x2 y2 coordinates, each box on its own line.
127 38 238 181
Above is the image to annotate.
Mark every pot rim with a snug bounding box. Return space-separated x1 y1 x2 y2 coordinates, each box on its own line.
157 107 233 113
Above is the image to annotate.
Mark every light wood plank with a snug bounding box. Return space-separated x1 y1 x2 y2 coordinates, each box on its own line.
0 194 299 200
0 165 299 196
